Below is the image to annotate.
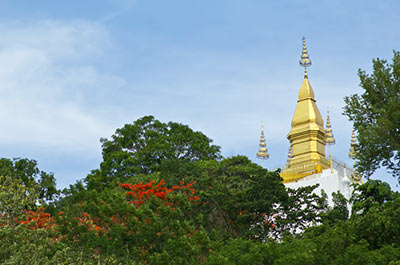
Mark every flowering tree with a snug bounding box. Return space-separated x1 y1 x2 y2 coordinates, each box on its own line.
53 179 210 264
18 207 56 230
0 175 39 226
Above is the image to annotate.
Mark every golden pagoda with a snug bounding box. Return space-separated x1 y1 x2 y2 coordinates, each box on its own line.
280 37 329 183
349 129 357 159
256 125 269 168
348 129 363 183
286 145 293 166
325 110 336 173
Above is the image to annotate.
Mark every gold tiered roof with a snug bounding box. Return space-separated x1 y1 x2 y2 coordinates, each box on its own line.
325 110 336 172
349 129 357 158
287 145 293 163
280 38 329 183
325 111 335 145
256 125 269 168
348 130 363 183
299 37 312 78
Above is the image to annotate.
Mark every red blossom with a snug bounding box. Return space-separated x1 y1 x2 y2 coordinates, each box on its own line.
75 212 107 235
120 179 200 209
18 207 56 230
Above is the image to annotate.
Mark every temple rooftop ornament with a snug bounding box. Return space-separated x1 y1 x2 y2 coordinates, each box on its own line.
256 125 269 168
286 145 293 167
299 37 312 78
348 129 362 183
280 37 329 183
325 110 336 173
349 129 357 159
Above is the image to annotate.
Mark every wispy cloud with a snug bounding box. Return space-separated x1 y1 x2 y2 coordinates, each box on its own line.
0 20 123 156
100 0 137 23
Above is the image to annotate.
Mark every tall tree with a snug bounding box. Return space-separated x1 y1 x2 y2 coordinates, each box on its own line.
343 51 400 181
0 175 39 226
0 158 58 202
85 115 221 189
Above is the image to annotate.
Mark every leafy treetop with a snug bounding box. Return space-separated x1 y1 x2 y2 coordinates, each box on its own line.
0 158 58 201
344 51 400 182
85 115 221 190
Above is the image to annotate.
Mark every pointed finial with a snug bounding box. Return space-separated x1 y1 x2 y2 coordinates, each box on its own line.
325 110 335 145
256 124 269 168
299 37 312 78
325 110 335 173
349 129 357 158
288 145 293 160
286 145 293 166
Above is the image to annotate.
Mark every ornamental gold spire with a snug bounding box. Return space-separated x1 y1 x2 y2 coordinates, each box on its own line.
348 130 362 183
325 111 335 145
349 129 357 159
286 145 293 166
325 110 335 173
299 37 312 78
281 37 329 182
256 125 269 168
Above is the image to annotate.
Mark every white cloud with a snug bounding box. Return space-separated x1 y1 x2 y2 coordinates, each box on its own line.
100 0 138 22
0 20 122 156
0 20 111 59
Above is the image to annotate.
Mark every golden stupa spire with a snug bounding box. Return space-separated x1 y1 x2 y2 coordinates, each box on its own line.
256 125 269 168
286 145 293 166
281 37 329 182
348 129 362 183
349 129 357 159
299 37 312 78
325 110 336 173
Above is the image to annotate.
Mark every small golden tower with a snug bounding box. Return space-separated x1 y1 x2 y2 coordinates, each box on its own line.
286 145 293 166
256 125 269 168
299 37 312 78
349 129 357 159
281 37 329 183
348 129 362 183
325 110 336 173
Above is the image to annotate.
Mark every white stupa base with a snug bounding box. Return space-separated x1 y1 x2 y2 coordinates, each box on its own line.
284 168 353 206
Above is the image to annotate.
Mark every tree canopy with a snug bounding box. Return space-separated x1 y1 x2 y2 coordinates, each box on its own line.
343 51 400 181
85 115 221 190
2 115 400 264
0 158 58 202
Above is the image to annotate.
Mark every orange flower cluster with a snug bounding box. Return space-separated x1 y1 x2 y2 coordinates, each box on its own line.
238 209 249 216
18 207 56 230
76 212 106 234
120 179 199 208
110 214 128 227
262 213 277 228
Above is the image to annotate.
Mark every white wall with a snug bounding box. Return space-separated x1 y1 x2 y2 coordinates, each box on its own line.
285 168 353 206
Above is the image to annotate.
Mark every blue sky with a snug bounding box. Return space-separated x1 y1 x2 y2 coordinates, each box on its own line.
0 0 399 190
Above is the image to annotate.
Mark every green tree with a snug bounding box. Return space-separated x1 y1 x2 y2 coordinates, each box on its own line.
343 51 400 181
350 179 395 216
56 178 211 264
270 184 328 239
323 192 349 225
192 156 289 240
206 238 274 265
0 158 58 201
85 115 221 190
0 175 40 226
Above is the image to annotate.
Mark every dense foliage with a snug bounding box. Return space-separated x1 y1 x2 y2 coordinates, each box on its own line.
343 51 400 181
1 116 399 264
0 158 58 201
85 115 221 190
